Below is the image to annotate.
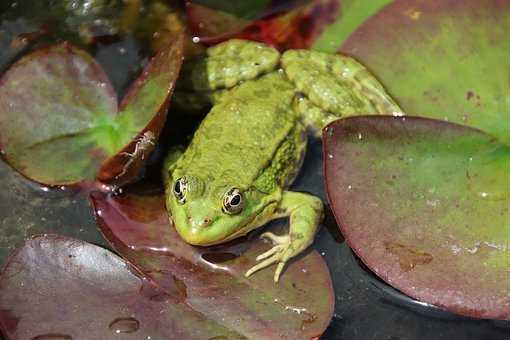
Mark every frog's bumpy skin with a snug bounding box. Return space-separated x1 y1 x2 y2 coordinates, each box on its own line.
282 49 403 118
179 39 280 92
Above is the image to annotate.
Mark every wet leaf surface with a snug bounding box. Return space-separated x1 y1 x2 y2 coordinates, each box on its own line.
0 235 245 339
90 182 334 339
0 37 183 186
340 0 510 144
324 116 510 319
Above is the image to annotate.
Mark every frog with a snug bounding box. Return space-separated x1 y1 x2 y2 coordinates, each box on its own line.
164 39 402 282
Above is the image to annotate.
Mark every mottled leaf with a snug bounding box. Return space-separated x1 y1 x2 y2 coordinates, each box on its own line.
0 235 244 339
90 184 334 339
340 0 510 144
324 116 510 319
0 37 183 185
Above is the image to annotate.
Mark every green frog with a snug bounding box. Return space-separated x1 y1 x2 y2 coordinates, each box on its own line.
164 39 402 282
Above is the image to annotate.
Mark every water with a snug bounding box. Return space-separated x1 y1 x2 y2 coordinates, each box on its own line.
108 317 140 334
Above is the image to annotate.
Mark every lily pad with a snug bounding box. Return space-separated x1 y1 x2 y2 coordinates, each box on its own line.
0 35 183 186
90 183 334 339
324 116 510 319
0 235 245 339
339 0 510 144
186 0 340 49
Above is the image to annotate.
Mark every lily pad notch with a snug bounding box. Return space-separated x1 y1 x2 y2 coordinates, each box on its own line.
0 35 184 186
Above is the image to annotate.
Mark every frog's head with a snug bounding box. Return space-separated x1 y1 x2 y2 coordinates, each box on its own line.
166 174 277 246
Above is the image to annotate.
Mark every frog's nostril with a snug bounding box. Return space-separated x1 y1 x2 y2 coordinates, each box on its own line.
202 218 212 227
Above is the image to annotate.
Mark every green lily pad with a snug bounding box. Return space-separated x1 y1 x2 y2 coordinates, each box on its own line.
90 183 334 339
312 0 393 52
0 36 183 186
324 116 510 319
340 0 510 144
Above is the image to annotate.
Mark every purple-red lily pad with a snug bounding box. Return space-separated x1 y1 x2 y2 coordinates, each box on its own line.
0 235 246 339
339 0 510 143
186 0 339 49
90 184 334 339
0 35 183 186
324 116 510 319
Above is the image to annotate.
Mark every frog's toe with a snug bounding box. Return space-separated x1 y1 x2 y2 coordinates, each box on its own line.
244 232 292 282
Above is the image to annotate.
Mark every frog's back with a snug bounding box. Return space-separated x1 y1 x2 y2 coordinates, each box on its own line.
179 72 299 190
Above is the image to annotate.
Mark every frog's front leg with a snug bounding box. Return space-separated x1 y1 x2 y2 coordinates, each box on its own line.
245 191 323 282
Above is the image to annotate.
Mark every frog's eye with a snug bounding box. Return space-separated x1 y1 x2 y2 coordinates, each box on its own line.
222 188 243 215
173 177 188 204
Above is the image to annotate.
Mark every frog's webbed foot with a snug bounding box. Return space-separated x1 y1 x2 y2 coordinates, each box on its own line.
245 191 323 283
245 232 293 283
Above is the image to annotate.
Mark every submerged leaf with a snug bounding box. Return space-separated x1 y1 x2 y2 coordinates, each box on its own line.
324 116 510 319
0 37 183 186
0 235 244 339
90 184 334 339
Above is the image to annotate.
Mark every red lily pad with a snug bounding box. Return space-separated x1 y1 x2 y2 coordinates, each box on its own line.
90 184 334 339
339 0 510 144
187 0 340 49
324 116 510 319
0 235 245 339
0 35 183 186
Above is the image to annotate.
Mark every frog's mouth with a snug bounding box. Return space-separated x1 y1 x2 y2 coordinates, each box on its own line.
173 201 279 247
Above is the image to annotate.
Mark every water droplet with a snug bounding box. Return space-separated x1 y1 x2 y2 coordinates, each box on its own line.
109 317 140 334
119 47 126 55
192 36 200 43
480 192 488 198
31 334 72 340
327 153 334 159
357 132 363 140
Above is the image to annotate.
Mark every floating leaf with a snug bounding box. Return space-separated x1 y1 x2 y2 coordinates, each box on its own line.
90 184 334 339
186 0 339 49
0 36 183 186
340 0 510 144
312 0 393 52
324 116 510 319
0 235 245 339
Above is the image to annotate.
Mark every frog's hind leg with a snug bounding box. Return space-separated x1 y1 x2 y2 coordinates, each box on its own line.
283 49 403 137
174 39 281 111
245 191 323 282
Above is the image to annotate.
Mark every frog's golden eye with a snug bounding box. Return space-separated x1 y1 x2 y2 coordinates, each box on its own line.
222 188 243 215
173 177 188 204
